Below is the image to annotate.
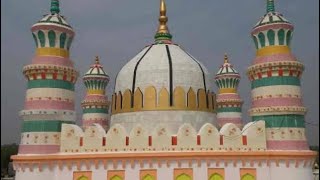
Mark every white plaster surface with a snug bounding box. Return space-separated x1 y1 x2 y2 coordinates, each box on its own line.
110 110 216 133
115 44 210 94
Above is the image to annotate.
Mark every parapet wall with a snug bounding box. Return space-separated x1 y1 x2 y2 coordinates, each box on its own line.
60 121 266 153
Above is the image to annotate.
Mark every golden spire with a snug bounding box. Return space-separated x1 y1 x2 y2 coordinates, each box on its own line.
154 0 172 43
95 56 100 64
224 53 229 63
157 0 169 34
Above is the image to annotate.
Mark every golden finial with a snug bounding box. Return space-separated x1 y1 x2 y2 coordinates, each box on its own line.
224 53 229 63
95 56 100 64
157 0 169 34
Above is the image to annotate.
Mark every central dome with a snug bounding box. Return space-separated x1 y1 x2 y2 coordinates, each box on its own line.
111 0 216 133
115 44 209 95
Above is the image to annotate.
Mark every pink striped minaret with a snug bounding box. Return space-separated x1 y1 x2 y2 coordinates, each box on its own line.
81 56 110 130
215 54 243 128
18 0 78 154
247 0 308 150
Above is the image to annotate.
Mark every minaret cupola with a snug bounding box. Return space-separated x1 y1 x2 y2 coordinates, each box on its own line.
31 0 75 58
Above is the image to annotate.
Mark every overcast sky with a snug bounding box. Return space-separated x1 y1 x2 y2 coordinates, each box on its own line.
1 0 319 146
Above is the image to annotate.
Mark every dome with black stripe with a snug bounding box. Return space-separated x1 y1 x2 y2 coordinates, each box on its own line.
111 0 216 133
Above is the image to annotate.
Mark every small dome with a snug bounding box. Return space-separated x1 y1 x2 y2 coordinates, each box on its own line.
250 0 294 50
215 54 239 76
253 0 292 28
84 56 109 79
33 13 72 30
32 0 73 31
254 12 291 28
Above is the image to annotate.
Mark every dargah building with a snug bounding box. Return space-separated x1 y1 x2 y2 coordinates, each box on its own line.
11 0 317 180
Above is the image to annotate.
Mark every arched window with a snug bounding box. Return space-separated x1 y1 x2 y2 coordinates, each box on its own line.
221 79 226 88
110 175 123 180
60 32 67 48
258 32 265 47
267 29 275 46
286 30 292 46
48 30 56 47
253 36 259 49
209 173 224 180
241 174 255 180
225 78 230 88
278 29 285 45
176 173 192 180
37 30 45 47
142 174 156 180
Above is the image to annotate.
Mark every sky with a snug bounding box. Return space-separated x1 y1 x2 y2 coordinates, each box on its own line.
1 0 319 146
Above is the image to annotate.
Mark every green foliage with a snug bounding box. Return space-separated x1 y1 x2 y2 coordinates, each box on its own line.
1 144 18 174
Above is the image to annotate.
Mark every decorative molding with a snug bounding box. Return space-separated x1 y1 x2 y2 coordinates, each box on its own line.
111 86 216 115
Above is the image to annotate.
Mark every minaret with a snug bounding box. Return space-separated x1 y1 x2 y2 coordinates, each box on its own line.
247 0 308 150
81 56 110 130
18 0 78 154
215 54 243 128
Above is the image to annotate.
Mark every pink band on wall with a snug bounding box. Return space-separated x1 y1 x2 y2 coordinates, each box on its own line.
84 95 108 101
217 94 241 100
267 140 309 150
252 23 293 34
252 97 302 108
32 56 74 67
25 100 74 110
31 25 74 35
18 144 60 154
253 53 296 65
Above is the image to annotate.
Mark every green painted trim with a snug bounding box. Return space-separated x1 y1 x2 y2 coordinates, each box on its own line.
28 80 75 91
251 76 300 89
48 30 56 47
217 107 241 112
278 29 285 45
22 120 74 132
83 108 108 114
286 30 292 47
59 32 66 48
154 32 172 39
267 0 275 13
267 29 275 45
38 30 45 47
252 114 305 128
50 0 60 14
258 32 265 47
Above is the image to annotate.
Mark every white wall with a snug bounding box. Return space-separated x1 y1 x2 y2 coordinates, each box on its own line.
15 159 314 180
